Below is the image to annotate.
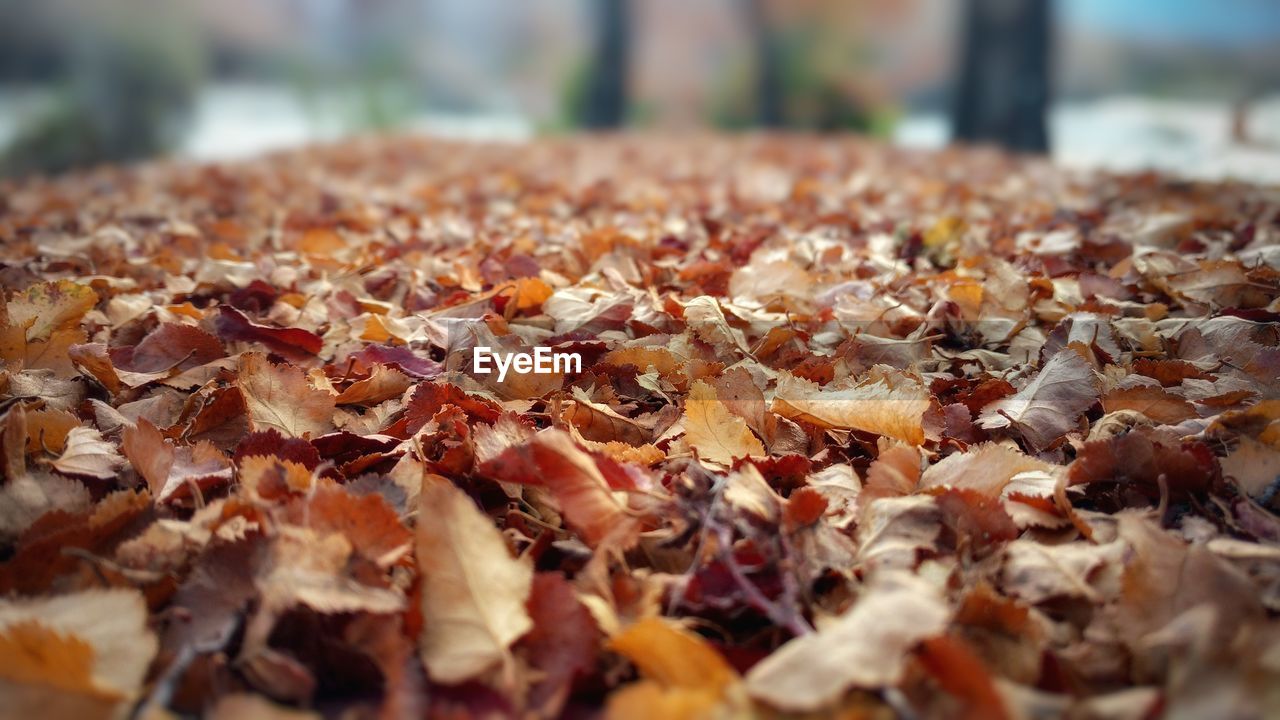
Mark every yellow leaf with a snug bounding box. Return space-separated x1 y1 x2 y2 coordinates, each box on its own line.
358 314 393 343
684 381 765 465
580 439 666 466
0 588 158 715
24 408 80 455
0 621 114 698
605 680 723 720
772 372 932 445
924 216 964 249
417 479 534 684
608 617 737 693
238 455 315 496
602 346 681 376
508 277 553 310
297 227 346 264
6 280 97 342
335 363 413 405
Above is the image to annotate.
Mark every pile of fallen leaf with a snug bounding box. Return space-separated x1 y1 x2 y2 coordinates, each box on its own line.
1 135 1278 719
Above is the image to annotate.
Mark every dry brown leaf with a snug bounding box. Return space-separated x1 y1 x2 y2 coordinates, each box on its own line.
1221 437 1280 498
20 328 86 375
238 352 336 438
563 386 652 446
861 443 922 508
49 426 123 480
856 495 942 572
772 371 932 445
1101 386 1197 425
335 363 413 405
120 418 173 493
680 295 751 355
237 455 316 498
122 419 232 502
729 258 812 305
1112 513 1262 650
745 573 949 711
1165 260 1271 308
6 280 97 343
416 478 534 684
920 443 1059 498
682 380 765 465
978 349 1100 449
0 588 157 717
1000 538 1122 604
23 408 80 455
480 429 637 547
247 527 404 656
709 366 768 433
0 470 91 540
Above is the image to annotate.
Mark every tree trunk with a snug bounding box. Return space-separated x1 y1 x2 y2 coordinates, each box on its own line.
582 0 630 129
747 0 784 128
953 0 1050 153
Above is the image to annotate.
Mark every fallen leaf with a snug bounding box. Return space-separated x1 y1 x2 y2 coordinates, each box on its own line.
609 617 737 693
6 280 97 342
745 573 949 711
682 380 765 465
214 306 322 357
480 429 638 547
335 363 413 405
49 426 124 480
1221 437 1280 498
0 588 157 717
1101 386 1197 425
124 419 232 503
416 479 534 684
238 352 336 438
0 470 91 540
1068 430 1219 500
23 408 80 455
772 371 932 445
518 573 601 717
921 443 1058 498
1001 538 1122 603
978 349 1099 449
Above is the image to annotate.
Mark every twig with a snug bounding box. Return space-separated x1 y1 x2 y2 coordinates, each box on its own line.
713 523 813 637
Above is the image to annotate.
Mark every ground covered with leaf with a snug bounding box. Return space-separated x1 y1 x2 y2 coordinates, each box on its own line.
1 135 1279 719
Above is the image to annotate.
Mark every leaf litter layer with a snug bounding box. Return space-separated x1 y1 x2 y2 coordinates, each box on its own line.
1 135 1279 718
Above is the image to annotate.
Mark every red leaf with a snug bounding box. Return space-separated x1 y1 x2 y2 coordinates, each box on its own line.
214 306 322 357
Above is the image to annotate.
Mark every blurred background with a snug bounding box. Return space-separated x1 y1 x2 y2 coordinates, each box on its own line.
0 0 1278 180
